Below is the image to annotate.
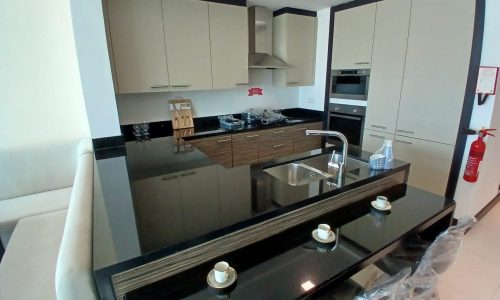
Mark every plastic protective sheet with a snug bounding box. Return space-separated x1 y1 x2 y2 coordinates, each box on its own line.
356 216 476 299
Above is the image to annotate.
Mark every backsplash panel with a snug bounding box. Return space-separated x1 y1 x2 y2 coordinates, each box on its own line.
117 87 300 125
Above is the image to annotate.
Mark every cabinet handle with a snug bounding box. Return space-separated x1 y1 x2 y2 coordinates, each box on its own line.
371 125 387 130
172 84 191 88
161 175 177 181
217 139 231 143
397 129 414 134
273 144 285 148
273 130 286 134
245 134 260 138
151 85 170 88
180 171 196 177
235 83 249 86
369 134 386 139
395 139 412 145
355 62 370 65
287 81 299 85
296 128 307 131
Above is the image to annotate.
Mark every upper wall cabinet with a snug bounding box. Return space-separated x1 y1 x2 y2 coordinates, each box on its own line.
396 0 475 145
107 0 171 93
273 13 317 87
208 2 249 90
331 4 376 70
163 0 212 91
364 0 411 134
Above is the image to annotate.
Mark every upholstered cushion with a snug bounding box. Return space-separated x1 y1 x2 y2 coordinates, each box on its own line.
0 187 72 246
55 152 98 300
0 209 67 300
0 138 93 200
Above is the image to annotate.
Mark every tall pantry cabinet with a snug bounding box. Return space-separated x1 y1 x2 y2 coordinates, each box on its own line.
358 0 475 196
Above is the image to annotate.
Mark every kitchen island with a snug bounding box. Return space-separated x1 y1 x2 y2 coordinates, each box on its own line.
92 114 453 299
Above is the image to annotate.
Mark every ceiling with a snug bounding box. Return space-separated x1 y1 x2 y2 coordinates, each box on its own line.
246 0 353 12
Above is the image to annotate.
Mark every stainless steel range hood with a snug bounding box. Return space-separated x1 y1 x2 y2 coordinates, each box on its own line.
248 6 288 69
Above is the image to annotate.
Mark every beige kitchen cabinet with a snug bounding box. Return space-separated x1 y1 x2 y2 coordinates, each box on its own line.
331 4 376 70
273 13 317 87
162 0 212 91
364 0 411 134
131 174 184 252
362 129 395 153
393 136 454 196
396 0 475 145
106 0 170 93
208 2 248 90
179 165 220 238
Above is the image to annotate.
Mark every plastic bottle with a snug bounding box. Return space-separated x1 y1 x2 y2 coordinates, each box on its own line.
383 140 394 169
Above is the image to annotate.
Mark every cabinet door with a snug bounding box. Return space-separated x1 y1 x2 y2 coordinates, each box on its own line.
107 0 170 93
273 14 317 86
396 0 475 144
132 174 183 252
365 0 411 134
362 129 395 153
232 132 261 166
293 122 323 153
393 136 454 196
217 165 251 227
179 166 220 238
331 4 376 70
163 0 212 91
209 2 248 90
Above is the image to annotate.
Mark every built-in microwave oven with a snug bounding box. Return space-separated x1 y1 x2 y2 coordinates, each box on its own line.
330 69 370 100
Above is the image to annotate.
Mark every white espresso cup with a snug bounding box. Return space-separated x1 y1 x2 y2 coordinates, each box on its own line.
214 261 230 284
317 224 331 240
375 196 388 208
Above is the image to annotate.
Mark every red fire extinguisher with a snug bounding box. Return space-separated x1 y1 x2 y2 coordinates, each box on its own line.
463 128 496 182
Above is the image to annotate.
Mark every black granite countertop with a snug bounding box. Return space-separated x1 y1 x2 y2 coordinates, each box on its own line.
123 184 455 299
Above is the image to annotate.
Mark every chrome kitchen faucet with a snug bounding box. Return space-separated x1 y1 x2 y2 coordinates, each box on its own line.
305 130 349 177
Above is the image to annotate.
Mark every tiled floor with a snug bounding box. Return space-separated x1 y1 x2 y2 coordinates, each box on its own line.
438 202 500 300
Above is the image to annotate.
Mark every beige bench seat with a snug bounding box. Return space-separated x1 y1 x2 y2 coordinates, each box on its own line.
0 210 67 300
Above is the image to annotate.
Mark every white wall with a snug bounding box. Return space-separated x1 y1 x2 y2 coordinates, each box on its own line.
69 0 122 139
0 0 90 148
454 0 500 217
298 8 331 111
117 72 300 125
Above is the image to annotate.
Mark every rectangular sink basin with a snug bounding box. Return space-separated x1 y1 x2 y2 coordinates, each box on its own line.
264 162 334 186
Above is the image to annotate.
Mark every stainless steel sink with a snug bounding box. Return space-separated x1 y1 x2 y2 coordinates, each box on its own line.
264 162 334 186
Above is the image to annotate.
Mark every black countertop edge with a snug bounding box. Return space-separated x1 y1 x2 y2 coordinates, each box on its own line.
93 160 410 284
121 108 324 142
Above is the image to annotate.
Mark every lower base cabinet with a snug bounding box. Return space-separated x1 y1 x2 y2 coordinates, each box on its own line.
393 136 454 196
188 122 323 167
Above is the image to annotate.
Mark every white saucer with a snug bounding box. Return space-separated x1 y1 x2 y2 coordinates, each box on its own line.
312 229 336 244
207 267 237 289
371 200 392 211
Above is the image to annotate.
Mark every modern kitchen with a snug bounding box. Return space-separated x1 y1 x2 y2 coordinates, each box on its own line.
1 0 500 299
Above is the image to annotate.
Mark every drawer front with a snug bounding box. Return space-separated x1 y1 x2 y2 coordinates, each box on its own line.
189 135 233 167
259 127 294 140
232 132 263 144
258 138 294 162
293 122 323 138
294 138 322 153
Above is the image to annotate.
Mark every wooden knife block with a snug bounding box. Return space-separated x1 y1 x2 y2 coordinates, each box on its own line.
169 99 194 129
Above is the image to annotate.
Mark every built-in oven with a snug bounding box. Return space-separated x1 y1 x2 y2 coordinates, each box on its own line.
328 103 366 151
330 69 370 100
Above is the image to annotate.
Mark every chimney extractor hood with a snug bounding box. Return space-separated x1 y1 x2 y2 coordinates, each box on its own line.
248 6 288 69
